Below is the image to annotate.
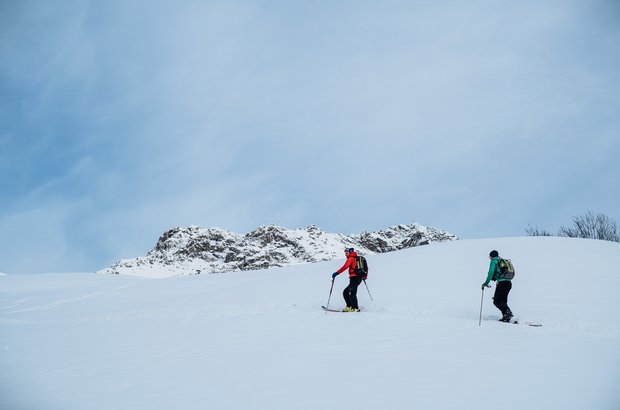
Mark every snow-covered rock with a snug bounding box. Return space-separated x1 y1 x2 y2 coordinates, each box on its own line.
99 223 457 277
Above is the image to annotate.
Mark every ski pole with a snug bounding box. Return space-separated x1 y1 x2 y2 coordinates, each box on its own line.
479 287 485 326
325 278 335 314
363 279 374 301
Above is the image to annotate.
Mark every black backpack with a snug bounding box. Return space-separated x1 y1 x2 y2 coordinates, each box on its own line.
493 257 515 280
354 255 368 279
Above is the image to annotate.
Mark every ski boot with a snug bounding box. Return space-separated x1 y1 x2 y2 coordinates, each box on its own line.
500 309 514 322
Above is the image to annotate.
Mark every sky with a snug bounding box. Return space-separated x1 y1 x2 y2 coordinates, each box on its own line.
1 0 619 274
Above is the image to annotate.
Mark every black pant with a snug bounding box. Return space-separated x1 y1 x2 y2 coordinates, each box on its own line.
343 276 362 309
493 281 512 316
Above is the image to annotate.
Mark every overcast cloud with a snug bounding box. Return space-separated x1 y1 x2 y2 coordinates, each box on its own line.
1 0 619 273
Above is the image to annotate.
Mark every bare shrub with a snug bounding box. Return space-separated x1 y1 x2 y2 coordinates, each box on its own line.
558 211 619 242
525 225 553 237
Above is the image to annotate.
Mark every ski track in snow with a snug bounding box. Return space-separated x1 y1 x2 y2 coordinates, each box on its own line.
5 282 137 314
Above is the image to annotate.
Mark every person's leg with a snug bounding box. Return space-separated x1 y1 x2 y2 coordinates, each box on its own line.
348 276 362 310
493 281 512 319
343 283 352 308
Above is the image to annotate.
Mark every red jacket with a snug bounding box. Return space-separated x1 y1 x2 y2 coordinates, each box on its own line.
336 251 359 278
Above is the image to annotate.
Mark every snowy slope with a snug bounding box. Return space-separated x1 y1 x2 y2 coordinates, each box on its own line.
1 237 619 410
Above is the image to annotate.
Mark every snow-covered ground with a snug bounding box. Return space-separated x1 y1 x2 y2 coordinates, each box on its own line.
1 237 619 410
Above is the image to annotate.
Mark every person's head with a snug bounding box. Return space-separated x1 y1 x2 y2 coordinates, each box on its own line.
489 250 499 259
345 247 354 256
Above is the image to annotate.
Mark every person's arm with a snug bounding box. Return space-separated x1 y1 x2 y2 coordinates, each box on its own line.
482 258 498 287
336 257 353 274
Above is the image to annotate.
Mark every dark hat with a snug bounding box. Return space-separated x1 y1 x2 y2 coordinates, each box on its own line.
489 250 499 258
345 247 354 253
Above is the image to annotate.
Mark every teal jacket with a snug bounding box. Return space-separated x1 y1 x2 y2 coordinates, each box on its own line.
483 257 512 286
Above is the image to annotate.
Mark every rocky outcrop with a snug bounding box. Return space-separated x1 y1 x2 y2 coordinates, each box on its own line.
99 223 458 277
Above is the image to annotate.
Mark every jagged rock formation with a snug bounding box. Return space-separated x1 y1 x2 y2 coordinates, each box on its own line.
99 223 458 277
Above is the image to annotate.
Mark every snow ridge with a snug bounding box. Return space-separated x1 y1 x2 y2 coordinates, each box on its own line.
99 223 457 277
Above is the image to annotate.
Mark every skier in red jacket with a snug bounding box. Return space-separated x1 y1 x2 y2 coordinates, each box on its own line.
331 248 364 312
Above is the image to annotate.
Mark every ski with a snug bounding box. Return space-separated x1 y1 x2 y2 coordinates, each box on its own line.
504 318 542 327
321 306 362 312
515 320 542 327
486 318 542 327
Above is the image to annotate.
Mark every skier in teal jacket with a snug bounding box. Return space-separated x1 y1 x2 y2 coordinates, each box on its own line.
482 250 513 322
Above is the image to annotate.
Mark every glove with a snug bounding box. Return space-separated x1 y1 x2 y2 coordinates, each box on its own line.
481 283 490 289
332 272 339 279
